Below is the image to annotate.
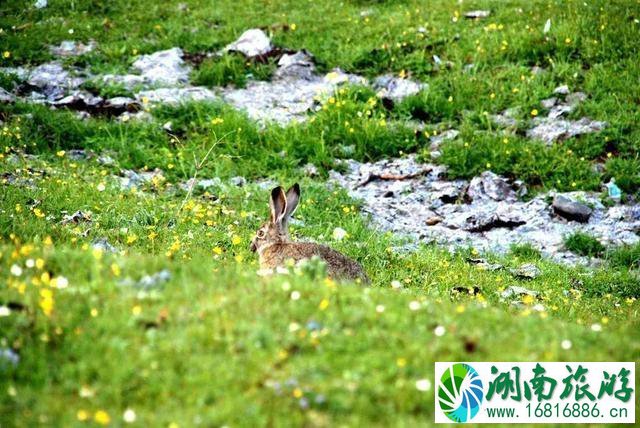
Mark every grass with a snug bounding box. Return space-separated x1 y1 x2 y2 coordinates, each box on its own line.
1 0 640 425
564 232 605 258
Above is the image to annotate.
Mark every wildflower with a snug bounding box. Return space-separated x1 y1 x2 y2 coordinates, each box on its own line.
97 183 106 192
409 300 421 311
212 246 223 255
434 325 446 336
39 289 54 316
2 51 10 58
561 339 572 350
391 280 402 289
530 109 539 116
565 37 571 44
94 410 111 425
231 235 242 245
375 304 385 313
290 291 301 300
10 264 22 276
132 305 142 315
396 357 407 367
77 410 90 421
123 409 136 423
0 306 10 317
52 276 69 289
590 323 602 332
91 308 99 317
319 298 330 310
290 23 297 31
56 150 66 157
332 227 347 241
211 117 224 125
416 379 432 392
126 234 138 244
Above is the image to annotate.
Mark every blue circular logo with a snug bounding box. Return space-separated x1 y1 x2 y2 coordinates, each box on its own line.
438 363 484 422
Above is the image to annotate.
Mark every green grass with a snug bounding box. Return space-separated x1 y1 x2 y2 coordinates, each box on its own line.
1 0 640 425
564 232 606 258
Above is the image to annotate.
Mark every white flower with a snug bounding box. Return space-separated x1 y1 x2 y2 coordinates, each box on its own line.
590 323 602 332
123 409 136 423
256 268 273 277
10 264 22 277
409 301 421 311
332 227 348 241
288 322 301 332
25 259 35 268
97 183 106 192
290 291 301 300
391 280 402 289
416 379 432 392
275 266 290 275
52 276 69 289
434 325 446 337
375 304 385 313
0 306 11 317
561 340 572 350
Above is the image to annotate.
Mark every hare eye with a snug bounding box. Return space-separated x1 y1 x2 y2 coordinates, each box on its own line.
257 230 265 238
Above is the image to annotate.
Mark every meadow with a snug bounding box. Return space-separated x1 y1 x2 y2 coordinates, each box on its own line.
1 0 639 426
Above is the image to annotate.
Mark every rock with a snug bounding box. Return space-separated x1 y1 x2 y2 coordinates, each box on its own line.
527 117 606 144
136 269 171 290
67 149 89 160
548 104 575 119
119 169 164 190
464 10 490 19
510 263 541 279
323 68 367 86
103 96 139 114
230 176 247 187
102 74 145 89
50 90 103 110
61 210 92 224
425 216 443 226
274 50 316 81
224 29 272 58
501 285 539 299
136 87 216 104
0 348 19 367
49 40 96 57
0 88 15 103
27 62 84 100
97 155 115 166
540 97 557 109
491 107 520 127
132 48 190 85
552 195 593 222
92 238 118 253
458 207 526 232
566 92 587 105
34 0 47 8
553 85 570 95
467 171 517 202
302 163 319 177
373 75 425 102
429 129 459 150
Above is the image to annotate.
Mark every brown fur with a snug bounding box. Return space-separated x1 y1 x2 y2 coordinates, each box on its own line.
251 184 368 282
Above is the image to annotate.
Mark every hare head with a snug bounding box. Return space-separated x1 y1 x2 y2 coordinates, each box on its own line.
250 183 300 254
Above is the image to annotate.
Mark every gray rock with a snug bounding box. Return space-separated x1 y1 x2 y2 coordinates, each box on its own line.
102 74 145 89
97 155 115 166
552 194 593 222
119 168 164 189
49 40 96 57
465 10 491 19
103 96 139 113
510 263 541 279
224 29 272 58
302 163 319 177
137 269 171 290
61 210 92 224
527 117 606 144
467 171 517 202
92 238 118 253
553 85 570 95
541 97 557 109
275 50 316 81
501 285 539 299
50 90 103 109
429 129 459 150
132 48 190 85
491 107 520 127
135 87 216 104
0 88 15 103
27 62 84 100
230 176 247 187
373 75 425 102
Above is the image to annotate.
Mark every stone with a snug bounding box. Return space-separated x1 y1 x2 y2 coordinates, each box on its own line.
373 75 425 102
464 10 491 19
0 88 15 103
92 238 118 253
553 85 570 95
429 129 459 150
27 62 84 100
102 74 145 89
527 117 606 144
230 176 247 187
501 285 539 299
50 90 103 109
224 29 272 58
135 87 216 105
540 97 557 109
136 269 171 290
510 263 541 279
491 107 520 127
466 171 517 202
132 48 190 85
103 97 139 114
49 40 96 57
61 210 92 224
274 50 316 81
552 194 593 222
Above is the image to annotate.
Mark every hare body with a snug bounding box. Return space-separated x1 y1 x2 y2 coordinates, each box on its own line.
251 184 368 282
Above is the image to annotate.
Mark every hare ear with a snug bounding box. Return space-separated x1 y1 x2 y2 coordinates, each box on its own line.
284 183 300 220
269 186 287 224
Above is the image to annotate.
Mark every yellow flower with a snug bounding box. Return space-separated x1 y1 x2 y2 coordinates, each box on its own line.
565 37 571 44
94 410 111 425
148 231 158 240
110 263 121 277
456 305 465 313
56 150 66 157
39 289 54 316
126 234 138 244
132 305 142 315
2 51 10 59
290 23 297 31
234 254 244 263
396 357 407 367
293 388 303 398
213 246 223 255
530 109 538 116
522 294 535 305
43 236 53 246
231 235 242 245
211 117 224 125
77 410 90 421
319 298 330 310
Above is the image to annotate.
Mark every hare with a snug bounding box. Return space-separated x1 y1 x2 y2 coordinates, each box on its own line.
250 183 368 282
